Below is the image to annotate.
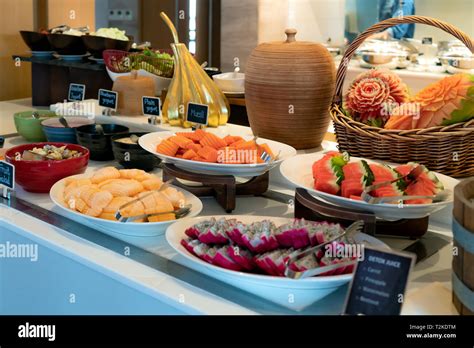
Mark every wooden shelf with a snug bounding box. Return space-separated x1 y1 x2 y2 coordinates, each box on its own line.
13 55 106 71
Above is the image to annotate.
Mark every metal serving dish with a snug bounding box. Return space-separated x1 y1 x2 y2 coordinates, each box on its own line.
439 55 474 70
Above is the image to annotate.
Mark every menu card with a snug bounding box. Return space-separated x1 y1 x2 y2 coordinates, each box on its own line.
142 97 161 116
98 89 118 110
186 102 209 126
0 161 15 198
344 247 415 315
68 83 86 102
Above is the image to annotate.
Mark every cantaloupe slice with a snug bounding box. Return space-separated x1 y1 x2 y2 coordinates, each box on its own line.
183 149 198 160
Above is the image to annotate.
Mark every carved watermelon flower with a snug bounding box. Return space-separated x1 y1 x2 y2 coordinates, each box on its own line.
344 69 409 127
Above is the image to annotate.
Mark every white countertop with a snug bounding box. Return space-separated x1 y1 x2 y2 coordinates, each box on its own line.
0 98 459 315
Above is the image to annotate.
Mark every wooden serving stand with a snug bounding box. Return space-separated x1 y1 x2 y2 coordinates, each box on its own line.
162 164 269 213
293 188 429 239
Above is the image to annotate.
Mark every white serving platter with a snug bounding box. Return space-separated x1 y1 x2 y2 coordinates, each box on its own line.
139 131 297 177
280 152 458 220
50 174 203 237
166 215 389 311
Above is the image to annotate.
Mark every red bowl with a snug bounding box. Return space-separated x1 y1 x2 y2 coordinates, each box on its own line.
5 142 90 193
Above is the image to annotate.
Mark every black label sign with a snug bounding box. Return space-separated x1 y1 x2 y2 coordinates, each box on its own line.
344 247 415 315
186 102 209 125
98 89 118 110
142 96 161 116
0 160 15 190
68 83 86 102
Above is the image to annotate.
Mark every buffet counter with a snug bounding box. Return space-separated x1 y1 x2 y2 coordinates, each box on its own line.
0 99 459 315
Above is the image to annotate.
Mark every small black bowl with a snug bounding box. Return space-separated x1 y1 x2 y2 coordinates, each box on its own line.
82 35 133 59
111 132 161 172
20 31 52 51
47 33 87 55
76 124 129 161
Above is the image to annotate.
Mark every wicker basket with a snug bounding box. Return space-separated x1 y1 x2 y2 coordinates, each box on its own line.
330 16 474 178
103 49 174 78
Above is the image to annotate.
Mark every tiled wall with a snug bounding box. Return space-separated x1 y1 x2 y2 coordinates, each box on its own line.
95 0 140 41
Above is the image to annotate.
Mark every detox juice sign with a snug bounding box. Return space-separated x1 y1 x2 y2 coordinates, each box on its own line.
344 247 415 315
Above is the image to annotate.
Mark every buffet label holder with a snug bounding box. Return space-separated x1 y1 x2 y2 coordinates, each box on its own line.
187 102 208 130
98 88 118 116
143 96 161 125
293 188 429 239
162 164 269 213
0 160 15 200
68 83 86 102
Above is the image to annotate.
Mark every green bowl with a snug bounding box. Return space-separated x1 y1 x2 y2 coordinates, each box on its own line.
14 111 58 142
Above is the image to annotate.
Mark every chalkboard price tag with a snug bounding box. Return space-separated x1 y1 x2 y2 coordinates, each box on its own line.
142 96 161 116
68 83 86 102
344 247 415 315
186 102 209 126
98 89 118 111
0 161 15 199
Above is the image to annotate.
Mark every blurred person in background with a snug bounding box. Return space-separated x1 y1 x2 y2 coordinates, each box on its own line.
370 0 416 40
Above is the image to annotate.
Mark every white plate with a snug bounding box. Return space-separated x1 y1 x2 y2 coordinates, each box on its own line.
166 215 389 311
280 153 458 220
50 174 203 237
139 131 297 177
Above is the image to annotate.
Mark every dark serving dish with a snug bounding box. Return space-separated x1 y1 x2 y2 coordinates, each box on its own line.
76 124 129 161
20 31 52 51
82 35 133 59
111 132 161 172
47 33 87 55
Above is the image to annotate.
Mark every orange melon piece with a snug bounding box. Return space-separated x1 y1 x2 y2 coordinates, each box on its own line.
198 146 219 163
176 129 207 142
169 135 193 149
200 133 227 150
185 142 203 152
156 139 179 156
183 149 198 160
230 139 247 149
148 213 176 222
